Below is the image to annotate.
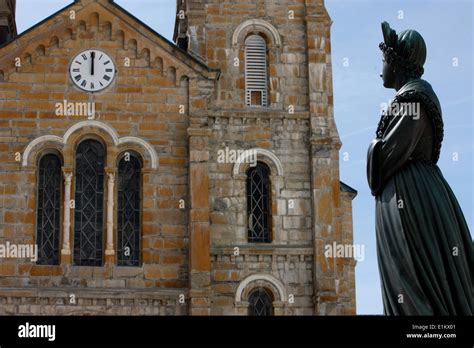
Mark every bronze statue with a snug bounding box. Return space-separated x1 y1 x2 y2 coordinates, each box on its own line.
367 22 473 315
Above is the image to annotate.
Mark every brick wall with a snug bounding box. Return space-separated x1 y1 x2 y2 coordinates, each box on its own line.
0 0 357 315
0 0 217 315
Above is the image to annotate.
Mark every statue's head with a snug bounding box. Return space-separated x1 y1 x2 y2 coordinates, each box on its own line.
379 22 426 89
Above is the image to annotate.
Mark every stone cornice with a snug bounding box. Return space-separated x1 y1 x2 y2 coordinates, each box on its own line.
211 245 314 256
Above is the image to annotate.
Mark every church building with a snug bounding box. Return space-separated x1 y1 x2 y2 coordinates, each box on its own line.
0 0 357 315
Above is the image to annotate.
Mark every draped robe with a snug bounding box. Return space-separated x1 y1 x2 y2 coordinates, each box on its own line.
367 79 474 315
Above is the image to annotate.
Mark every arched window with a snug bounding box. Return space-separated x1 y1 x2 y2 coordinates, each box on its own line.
74 139 105 266
36 154 62 265
117 153 141 266
247 163 271 243
245 34 268 107
248 287 274 316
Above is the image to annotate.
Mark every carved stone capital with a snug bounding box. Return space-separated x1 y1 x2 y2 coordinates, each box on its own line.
107 172 115 184
62 168 73 184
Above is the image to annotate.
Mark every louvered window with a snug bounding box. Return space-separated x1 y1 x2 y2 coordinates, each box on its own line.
245 35 268 107
36 154 62 265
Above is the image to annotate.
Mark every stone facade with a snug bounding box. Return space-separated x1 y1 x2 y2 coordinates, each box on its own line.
0 0 357 315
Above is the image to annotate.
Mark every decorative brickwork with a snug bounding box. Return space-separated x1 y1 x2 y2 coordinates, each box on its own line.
0 0 356 315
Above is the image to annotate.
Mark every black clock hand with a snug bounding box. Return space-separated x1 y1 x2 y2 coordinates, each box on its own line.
91 51 95 76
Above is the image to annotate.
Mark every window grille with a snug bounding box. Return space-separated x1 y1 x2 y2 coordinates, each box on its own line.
117 154 141 266
74 139 105 266
36 154 61 265
248 288 274 316
247 163 271 243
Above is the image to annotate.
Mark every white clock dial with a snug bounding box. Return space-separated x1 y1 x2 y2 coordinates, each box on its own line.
69 49 116 92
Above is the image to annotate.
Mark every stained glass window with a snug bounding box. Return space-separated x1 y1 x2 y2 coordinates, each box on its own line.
36 154 61 265
117 154 141 266
74 139 105 266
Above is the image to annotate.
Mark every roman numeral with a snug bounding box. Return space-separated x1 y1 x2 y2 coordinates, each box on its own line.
104 60 110 65
90 82 95 90
81 80 87 87
75 61 82 65
99 54 103 60
105 68 113 73
81 54 88 60
72 68 80 72
74 75 81 81
99 81 104 87
103 75 111 81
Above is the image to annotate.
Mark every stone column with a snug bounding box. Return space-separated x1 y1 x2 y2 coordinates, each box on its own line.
188 127 211 315
105 170 115 263
305 0 345 315
61 168 73 264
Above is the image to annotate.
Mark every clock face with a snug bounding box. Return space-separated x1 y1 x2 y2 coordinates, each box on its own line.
69 49 116 92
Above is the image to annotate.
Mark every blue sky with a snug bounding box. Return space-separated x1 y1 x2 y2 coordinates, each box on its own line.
326 0 473 314
16 0 473 315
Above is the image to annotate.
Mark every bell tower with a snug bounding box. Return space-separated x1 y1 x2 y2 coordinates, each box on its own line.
174 0 357 315
173 0 205 58
0 0 16 46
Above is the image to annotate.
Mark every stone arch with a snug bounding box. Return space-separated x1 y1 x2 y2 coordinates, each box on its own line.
235 273 286 303
140 48 150 67
64 122 117 170
49 36 59 49
73 133 109 151
116 148 144 168
23 52 32 64
152 57 163 74
180 75 189 86
118 137 158 170
232 19 282 48
22 122 158 170
233 148 284 177
66 132 114 168
36 148 64 166
35 45 45 56
22 135 63 167
64 120 119 145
